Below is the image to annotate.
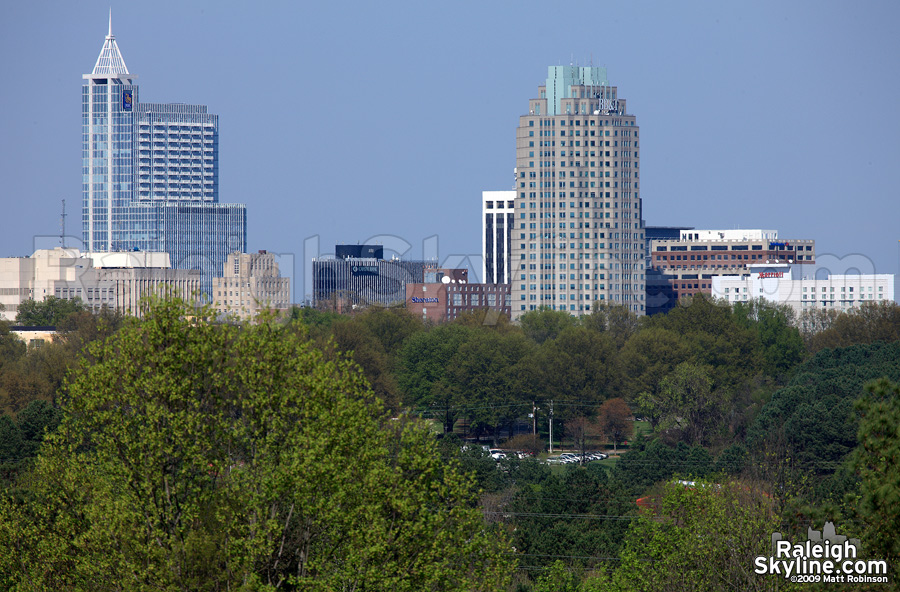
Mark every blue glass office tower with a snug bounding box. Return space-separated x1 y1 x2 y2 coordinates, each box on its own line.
82 18 246 297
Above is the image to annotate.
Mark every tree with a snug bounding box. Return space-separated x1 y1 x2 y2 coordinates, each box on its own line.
14 296 86 327
0 298 513 591
583 302 640 348
398 324 477 432
656 362 725 446
519 307 578 344
854 377 900 567
14 399 61 457
619 327 691 421
0 416 23 463
733 298 805 376
612 479 791 592
808 301 900 353
596 398 633 454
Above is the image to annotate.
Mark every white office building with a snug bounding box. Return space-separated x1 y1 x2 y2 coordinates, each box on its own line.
711 263 894 317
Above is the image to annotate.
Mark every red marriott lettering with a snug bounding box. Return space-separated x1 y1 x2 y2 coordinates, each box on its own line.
758 272 784 279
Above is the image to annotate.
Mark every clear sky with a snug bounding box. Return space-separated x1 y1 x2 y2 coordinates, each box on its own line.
2 0 899 300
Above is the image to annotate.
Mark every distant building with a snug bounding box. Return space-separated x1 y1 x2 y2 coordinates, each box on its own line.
711 263 894 318
405 268 511 323
212 251 291 320
482 190 515 284
9 327 57 347
312 245 430 309
646 229 816 314
0 248 201 320
511 66 645 318
81 17 246 298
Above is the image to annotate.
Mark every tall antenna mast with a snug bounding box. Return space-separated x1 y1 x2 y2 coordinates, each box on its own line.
60 199 66 247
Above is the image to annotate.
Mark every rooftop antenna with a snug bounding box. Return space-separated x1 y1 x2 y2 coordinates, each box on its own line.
60 199 67 247
108 8 112 37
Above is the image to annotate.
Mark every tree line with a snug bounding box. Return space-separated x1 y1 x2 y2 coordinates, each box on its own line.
1 295 899 589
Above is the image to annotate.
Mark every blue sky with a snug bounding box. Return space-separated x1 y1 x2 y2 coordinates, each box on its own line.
2 0 898 299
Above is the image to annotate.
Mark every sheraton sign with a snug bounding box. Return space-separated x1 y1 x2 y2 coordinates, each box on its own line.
758 272 784 279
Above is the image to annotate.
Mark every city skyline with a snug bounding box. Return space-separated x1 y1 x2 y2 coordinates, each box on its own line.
2 1 899 301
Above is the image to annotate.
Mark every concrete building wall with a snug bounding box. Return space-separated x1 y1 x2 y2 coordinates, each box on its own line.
212 251 291 320
0 248 201 321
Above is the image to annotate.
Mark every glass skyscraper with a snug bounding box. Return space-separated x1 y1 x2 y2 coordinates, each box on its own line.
82 18 246 297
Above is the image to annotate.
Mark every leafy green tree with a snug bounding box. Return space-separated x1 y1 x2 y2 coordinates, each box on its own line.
715 443 747 475
654 362 725 446
809 301 900 353
612 479 793 592
15 399 61 457
0 416 23 463
520 307 578 344
647 294 765 392
619 327 691 422
733 298 805 375
582 303 640 348
747 341 900 472
398 324 477 432
510 467 632 572
854 377 900 567
0 298 513 591
14 296 87 327
533 560 579 592
447 329 533 444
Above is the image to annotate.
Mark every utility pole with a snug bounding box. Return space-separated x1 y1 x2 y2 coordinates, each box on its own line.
549 399 554 453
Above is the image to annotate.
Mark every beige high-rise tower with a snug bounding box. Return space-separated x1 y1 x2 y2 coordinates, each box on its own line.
511 66 645 319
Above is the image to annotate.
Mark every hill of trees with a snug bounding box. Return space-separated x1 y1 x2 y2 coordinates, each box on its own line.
1 296 899 590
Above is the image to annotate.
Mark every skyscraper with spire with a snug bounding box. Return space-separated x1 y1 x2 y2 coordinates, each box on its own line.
82 14 246 297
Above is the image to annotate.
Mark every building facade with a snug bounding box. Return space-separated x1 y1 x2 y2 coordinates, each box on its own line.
511 66 645 319
312 245 429 309
0 248 201 320
482 190 515 284
647 229 816 315
711 263 894 319
213 251 291 320
405 268 511 323
82 19 246 298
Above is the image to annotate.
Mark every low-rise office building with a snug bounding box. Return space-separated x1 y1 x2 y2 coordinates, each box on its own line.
212 251 291 320
405 268 511 323
647 229 815 314
0 248 201 320
312 245 430 310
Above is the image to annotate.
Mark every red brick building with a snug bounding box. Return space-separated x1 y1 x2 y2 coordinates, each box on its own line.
405 268 511 323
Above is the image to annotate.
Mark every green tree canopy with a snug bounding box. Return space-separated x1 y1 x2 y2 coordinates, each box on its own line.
0 299 513 591
854 377 900 567
14 296 87 327
612 478 790 592
519 307 578 344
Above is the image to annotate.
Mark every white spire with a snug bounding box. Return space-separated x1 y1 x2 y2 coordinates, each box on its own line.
92 10 130 76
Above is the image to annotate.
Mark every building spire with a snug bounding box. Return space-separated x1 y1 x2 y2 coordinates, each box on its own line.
92 10 130 76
